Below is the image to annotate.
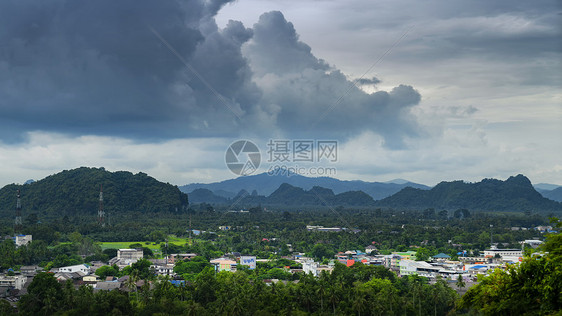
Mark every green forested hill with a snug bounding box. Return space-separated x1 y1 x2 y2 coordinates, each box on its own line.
377 174 562 212
0 167 188 215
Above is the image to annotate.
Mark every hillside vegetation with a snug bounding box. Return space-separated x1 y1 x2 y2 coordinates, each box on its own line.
377 174 561 212
0 167 188 214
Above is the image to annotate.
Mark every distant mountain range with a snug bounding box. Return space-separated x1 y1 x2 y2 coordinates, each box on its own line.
188 174 562 213
180 171 430 200
189 184 375 207
377 174 561 212
533 182 562 203
0 167 188 214
0 168 559 214
534 183 561 191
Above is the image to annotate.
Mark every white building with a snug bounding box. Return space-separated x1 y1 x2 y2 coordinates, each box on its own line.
109 248 144 268
400 260 464 279
14 235 32 247
483 248 522 258
302 260 319 276
399 260 441 278
302 259 334 277
153 264 175 276
118 249 143 261
57 263 91 275
0 275 27 290
365 245 378 254
20 265 41 276
522 240 543 248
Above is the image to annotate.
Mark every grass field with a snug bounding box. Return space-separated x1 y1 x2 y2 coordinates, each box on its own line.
99 236 191 250
99 241 158 250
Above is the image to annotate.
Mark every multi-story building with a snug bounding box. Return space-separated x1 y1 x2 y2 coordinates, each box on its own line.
109 248 144 268
0 275 27 290
118 249 143 261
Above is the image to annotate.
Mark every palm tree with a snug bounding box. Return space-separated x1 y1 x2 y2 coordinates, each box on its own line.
352 288 367 316
316 278 327 312
125 270 139 303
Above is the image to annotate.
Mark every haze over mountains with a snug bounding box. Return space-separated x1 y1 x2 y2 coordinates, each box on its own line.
185 172 562 212
179 171 430 200
534 186 562 203
181 171 562 203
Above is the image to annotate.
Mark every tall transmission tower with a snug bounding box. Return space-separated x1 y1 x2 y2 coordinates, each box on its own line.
14 190 22 234
189 211 192 240
98 185 105 226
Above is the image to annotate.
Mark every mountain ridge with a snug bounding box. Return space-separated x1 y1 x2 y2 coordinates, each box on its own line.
180 171 430 200
376 174 561 212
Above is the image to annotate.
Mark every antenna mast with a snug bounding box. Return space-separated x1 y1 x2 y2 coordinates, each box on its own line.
14 190 22 234
98 185 105 226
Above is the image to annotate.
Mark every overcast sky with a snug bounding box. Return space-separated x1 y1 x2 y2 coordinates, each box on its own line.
0 0 560 188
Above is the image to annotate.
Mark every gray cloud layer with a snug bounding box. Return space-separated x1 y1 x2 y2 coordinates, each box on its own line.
0 1 423 147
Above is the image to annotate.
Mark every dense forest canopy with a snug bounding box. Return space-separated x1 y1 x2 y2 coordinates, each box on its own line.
0 167 188 215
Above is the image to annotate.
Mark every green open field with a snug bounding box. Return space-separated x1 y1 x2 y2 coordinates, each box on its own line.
99 235 191 250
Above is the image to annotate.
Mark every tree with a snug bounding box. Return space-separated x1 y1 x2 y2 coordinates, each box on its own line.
352 287 368 316
103 248 118 259
125 269 140 302
24 213 39 226
174 256 209 276
454 209 471 219
95 265 119 279
456 274 465 289
129 258 154 280
68 231 83 244
415 247 431 261
147 230 166 243
18 272 63 315
0 239 16 269
0 299 15 316
310 243 332 261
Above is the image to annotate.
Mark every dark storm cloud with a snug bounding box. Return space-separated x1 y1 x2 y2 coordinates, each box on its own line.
0 2 424 147
0 0 253 141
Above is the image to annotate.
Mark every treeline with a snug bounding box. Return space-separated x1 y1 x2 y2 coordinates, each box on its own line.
0 206 549 266
2 263 458 315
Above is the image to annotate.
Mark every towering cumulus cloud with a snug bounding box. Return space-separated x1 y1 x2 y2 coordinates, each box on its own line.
245 11 422 147
0 1 422 148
